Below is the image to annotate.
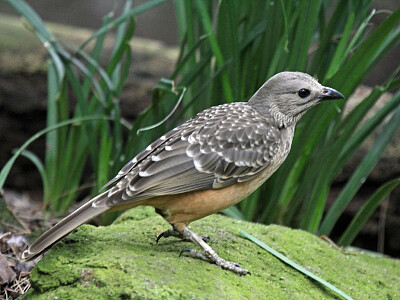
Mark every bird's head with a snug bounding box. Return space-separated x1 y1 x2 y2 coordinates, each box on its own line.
248 72 344 127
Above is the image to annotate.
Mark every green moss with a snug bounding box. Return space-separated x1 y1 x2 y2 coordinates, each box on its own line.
28 206 400 299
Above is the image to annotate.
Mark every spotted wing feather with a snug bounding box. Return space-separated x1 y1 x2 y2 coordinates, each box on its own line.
186 103 282 188
102 103 283 207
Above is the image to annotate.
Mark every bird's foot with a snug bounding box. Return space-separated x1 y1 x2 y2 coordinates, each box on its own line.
174 225 250 276
157 229 209 243
179 248 250 276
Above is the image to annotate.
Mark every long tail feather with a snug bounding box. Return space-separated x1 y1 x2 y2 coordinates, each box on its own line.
22 191 111 261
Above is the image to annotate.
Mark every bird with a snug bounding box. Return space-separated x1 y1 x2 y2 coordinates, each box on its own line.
22 72 344 275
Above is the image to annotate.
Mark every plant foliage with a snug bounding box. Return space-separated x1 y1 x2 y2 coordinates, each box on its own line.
1 0 400 246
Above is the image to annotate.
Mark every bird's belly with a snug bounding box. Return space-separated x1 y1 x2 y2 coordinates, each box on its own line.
144 166 275 225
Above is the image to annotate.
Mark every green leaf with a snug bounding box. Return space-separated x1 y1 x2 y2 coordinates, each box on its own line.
338 178 400 247
329 8 400 94
320 89 400 235
20 150 49 200
195 0 233 102
98 120 113 189
80 11 113 100
221 206 246 220
79 0 168 50
239 230 354 300
44 61 59 186
0 116 109 193
324 13 355 80
136 80 187 134
287 0 320 71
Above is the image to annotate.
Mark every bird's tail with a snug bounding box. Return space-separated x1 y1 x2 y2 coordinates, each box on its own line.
22 191 111 261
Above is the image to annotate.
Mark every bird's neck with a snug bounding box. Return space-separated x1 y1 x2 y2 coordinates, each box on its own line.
248 99 297 128
268 103 298 128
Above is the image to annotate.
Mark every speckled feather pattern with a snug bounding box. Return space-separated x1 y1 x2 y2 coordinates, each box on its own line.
22 72 345 263
101 102 290 207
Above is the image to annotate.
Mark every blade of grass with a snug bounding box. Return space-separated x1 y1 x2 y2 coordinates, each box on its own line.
195 0 233 102
20 150 49 201
320 89 400 235
115 44 132 96
137 79 186 134
80 13 114 104
301 178 329 232
107 15 136 168
239 230 354 300
108 18 136 83
79 0 168 50
387 77 400 92
217 0 240 99
310 0 350 76
45 79 70 206
97 120 113 189
173 0 186 45
171 35 209 81
58 45 114 104
65 65 101 175
44 61 59 188
336 85 400 175
51 125 88 213
221 206 246 221
0 115 110 192
273 154 309 223
168 59 231 130
324 13 355 80
111 0 133 58
290 64 398 229
297 77 399 230
298 88 383 228
55 124 89 212
338 177 400 246
287 0 320 71
260 0 289 80
329 8 400 94
240 189 261 220
342 9 376 61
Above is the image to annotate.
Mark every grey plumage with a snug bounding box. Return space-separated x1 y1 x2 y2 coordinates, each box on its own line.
108 102 283 202
24 192 110 258
22 71 344 261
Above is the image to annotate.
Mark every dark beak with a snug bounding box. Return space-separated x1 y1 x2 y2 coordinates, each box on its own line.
320 87 344 101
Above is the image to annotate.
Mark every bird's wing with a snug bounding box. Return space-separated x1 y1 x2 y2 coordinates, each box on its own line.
103 103 283 207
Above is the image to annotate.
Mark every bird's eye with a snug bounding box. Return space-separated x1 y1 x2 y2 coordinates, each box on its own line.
298 89 311 98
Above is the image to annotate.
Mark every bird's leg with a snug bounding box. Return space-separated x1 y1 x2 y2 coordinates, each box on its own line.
157 226 209 243
177 226 250 276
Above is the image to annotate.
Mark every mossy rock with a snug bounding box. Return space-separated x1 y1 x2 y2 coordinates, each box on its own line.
26 207 400 299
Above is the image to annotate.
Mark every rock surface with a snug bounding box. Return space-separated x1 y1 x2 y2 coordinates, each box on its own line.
27 207 400 299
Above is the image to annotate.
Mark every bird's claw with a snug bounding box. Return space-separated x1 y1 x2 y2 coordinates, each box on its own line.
179 248 250 276
156 229 184 243
179 248 195 257
157 230 209 243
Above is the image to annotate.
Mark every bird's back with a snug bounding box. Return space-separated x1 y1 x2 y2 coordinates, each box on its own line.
99 102 289 209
